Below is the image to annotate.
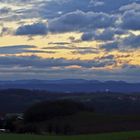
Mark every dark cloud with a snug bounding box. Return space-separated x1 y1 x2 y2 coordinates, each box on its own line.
0 25 13 36
0 64 140 82
101 42 119 50
1 54 140 82
122 35 140 48
100 55 114 59
81 32 94 41
43 46 95 50
82 28 115 41
49 10 116 33
48 42 71 45
40 0 93 19
81 28 128 41
0 7 11 15
0 45 36 54
101 34 140 50
72 49 99 54
15 22 48 36
0 55 116 69
90 0 139 13
0 45 55 54
121 10 140 30
39 0 137 19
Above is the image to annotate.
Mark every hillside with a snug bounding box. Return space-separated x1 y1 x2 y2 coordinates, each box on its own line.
0 89 140 114
0 80 140 93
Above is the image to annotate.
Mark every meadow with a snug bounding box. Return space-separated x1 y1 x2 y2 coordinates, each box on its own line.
1 131 140 140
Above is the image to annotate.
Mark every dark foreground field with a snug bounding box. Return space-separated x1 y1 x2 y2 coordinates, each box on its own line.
1 131 140 140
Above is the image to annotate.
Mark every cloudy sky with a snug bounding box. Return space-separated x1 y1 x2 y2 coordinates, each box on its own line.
0 0 140 82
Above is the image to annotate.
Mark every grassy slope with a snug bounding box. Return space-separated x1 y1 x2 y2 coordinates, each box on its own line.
1 131 140 140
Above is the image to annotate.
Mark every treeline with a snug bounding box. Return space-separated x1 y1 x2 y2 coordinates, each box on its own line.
1 99 140 135
0 100 94 134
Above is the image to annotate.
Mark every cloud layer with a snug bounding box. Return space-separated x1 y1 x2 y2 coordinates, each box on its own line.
0 0 140 81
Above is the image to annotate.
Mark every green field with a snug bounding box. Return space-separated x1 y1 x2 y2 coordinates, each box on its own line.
1 131 140 140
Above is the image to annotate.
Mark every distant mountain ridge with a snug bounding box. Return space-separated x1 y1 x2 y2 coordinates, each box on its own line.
0 79 139 93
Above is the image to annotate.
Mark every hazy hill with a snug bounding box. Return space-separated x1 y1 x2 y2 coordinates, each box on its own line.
0 79 140 93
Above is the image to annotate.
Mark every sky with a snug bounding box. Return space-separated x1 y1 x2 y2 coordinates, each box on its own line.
0 0 140 82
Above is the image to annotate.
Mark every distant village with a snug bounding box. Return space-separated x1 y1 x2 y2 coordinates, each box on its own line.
0 113 23 133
